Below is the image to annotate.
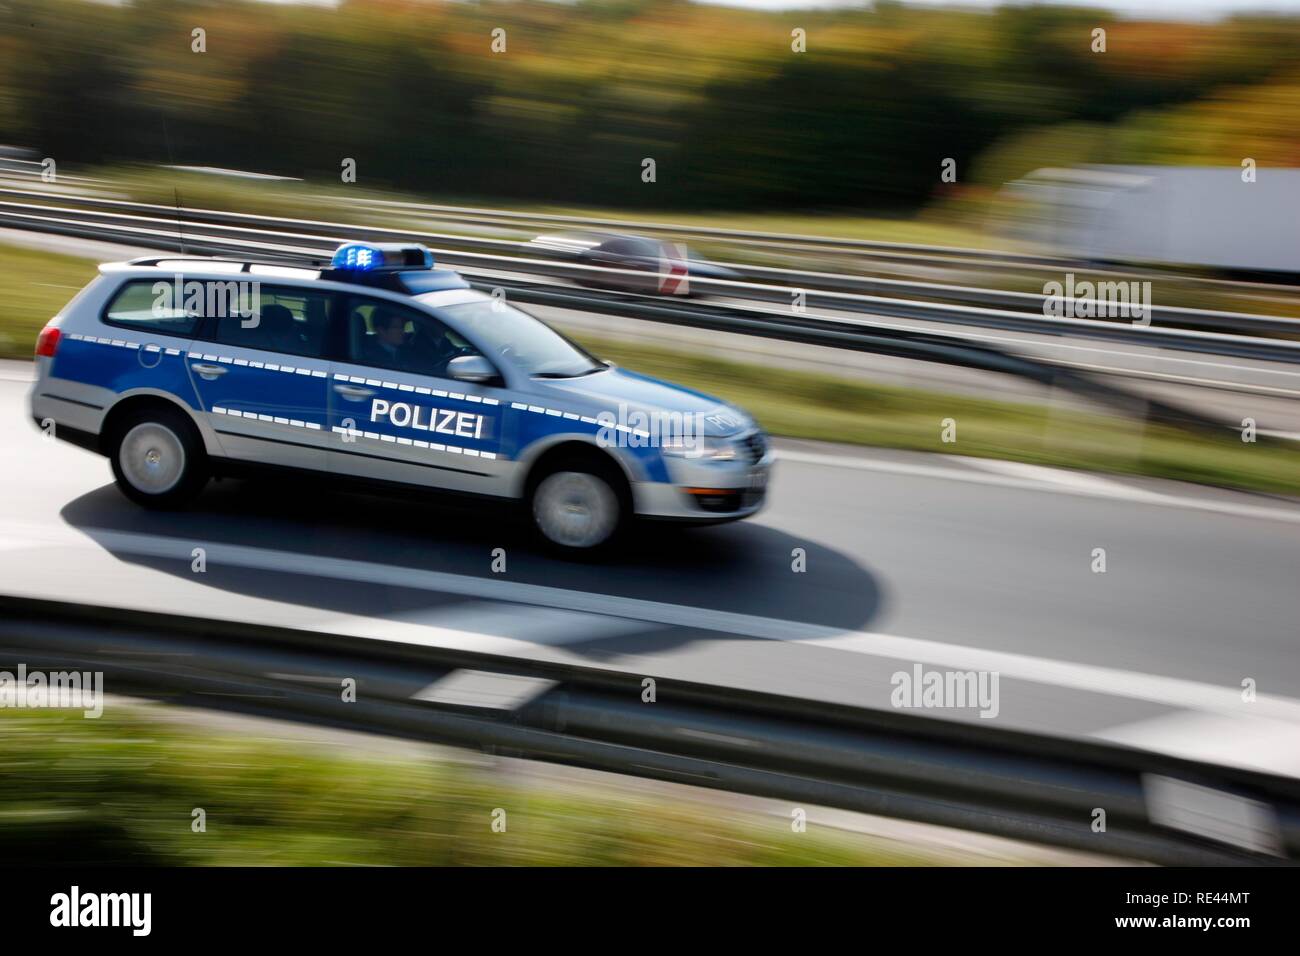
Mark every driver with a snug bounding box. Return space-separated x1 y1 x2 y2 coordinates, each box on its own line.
406 316 460 375
363 307 408 368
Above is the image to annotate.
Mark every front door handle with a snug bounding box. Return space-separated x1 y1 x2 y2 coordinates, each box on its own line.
333 383 376 400
191 363 228 379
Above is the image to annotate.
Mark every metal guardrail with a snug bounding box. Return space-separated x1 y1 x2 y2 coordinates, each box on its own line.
0 595 1295 866
251 191 1300 294
3 188 1299 354
484 279 1239 433
0 198 1239 433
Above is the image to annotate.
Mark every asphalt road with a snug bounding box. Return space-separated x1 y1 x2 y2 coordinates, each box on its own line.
3 367 1298 777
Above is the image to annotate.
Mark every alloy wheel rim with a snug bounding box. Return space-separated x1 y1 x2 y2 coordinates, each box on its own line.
120 422 186 495
533 471 618 548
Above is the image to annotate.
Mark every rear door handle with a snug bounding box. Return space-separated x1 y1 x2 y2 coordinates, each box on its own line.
333 383 375 400
191 363 228 378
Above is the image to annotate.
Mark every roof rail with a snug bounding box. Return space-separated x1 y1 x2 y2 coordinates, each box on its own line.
125 254 329 271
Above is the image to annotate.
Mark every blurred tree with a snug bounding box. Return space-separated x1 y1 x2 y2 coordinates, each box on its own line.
4 0 1299 211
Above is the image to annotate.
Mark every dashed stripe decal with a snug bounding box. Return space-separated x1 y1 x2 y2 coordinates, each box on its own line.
509 401 650 437
66 334 329 377
332 373 500 404
211 407 323 431
67 335 642 441
329 425 497 460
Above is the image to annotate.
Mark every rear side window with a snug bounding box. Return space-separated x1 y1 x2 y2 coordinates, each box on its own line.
206 285 336 359
103 280 201 336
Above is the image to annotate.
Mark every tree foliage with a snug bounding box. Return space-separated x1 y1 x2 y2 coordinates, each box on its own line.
3 0 1298 210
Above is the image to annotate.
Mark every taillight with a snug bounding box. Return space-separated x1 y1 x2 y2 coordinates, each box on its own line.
35 325 60 358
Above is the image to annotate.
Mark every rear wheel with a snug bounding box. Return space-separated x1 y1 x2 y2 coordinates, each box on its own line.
109 406 208 508
529 467 624 553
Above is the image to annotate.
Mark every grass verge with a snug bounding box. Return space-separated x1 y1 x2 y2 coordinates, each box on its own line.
571 335 1300 498
0 707 947 866
93 164 997 248
0 241 101 359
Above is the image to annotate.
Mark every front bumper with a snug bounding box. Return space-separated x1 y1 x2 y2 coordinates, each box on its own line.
631 430 773 522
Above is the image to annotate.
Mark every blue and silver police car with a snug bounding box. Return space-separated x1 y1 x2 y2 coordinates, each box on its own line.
29 242 772 552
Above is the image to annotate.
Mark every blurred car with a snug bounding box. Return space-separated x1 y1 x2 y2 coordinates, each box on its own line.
527 231 743 296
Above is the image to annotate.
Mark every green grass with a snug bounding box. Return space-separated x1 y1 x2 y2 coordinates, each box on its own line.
0 241 101 359
570 335 1300 498
0 707 949 866
93 164 996 248
2 238 1293 497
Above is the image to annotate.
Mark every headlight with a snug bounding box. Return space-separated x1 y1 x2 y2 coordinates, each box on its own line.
661 436 737 461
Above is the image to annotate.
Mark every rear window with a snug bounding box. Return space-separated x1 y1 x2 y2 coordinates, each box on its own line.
102 280 201 337
206 286 334 359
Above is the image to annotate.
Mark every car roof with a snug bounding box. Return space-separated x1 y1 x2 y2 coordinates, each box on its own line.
415 288 492 309
98 258 474 302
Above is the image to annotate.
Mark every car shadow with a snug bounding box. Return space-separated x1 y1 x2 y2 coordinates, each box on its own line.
58 474 884 658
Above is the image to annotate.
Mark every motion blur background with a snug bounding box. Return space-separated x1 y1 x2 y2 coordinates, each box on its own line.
3 0 1300 868
5 0 1300 212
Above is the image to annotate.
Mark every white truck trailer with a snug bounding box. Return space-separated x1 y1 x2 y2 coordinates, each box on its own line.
1000 165 1300 275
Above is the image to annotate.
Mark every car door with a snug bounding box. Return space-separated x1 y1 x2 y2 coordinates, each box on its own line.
186 283 338 473
326 295 514 495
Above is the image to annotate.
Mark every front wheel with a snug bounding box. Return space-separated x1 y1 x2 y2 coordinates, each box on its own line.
110 406 208 508
529 469 624 553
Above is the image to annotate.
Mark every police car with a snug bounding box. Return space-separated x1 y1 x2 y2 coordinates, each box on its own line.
29 242 772 552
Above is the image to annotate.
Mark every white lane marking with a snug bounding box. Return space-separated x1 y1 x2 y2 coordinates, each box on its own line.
413 670 557 710
16 523 1300 726
775 449 1300 526
388 601 652 646
955 456 1138 496
1096 711 1300 777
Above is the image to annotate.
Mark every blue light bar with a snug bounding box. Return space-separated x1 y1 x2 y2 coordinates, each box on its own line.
331 242 435 272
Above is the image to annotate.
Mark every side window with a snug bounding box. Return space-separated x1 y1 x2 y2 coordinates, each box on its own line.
207 285 335 359
346 298 479 378
599 239 637 257
103 279 202 337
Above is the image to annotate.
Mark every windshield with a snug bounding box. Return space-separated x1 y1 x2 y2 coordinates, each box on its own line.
431 297 604 378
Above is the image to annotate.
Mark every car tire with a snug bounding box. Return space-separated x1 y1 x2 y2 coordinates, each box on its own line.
109 405 208 509
528 461 626 555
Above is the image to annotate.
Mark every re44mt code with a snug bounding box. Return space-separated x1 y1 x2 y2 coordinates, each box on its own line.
1127 893 1251 907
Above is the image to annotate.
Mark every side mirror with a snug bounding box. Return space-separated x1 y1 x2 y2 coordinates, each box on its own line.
447 354 496 384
